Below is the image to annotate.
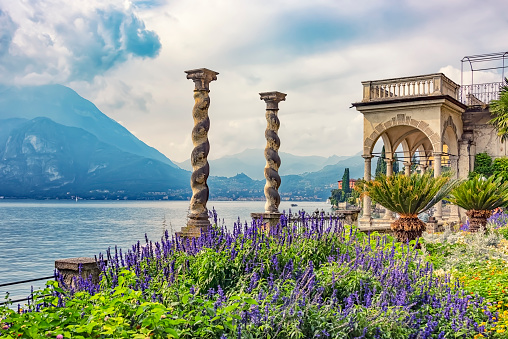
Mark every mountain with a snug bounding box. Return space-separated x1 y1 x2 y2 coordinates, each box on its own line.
206 155 364 201
0 84 178 168
176 148 355 180
0 83 362 201
0 117 190 199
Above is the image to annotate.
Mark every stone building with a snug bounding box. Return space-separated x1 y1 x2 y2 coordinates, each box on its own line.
352 52 507 231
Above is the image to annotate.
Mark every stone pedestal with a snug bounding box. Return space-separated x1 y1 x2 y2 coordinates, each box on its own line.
250 212 282 232
55 257 105 289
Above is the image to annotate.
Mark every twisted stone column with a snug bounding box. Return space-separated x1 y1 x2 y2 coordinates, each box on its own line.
251 91 286 229
261 91 286 213
182 68 218 235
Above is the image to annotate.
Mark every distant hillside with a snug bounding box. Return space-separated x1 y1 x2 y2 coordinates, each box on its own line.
0 84 363 201
0 84 178 168
0 117 190 199
176 148 356 180
205 155 364 201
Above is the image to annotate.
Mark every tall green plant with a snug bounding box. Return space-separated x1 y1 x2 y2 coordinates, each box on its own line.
448 175 508 231
375 146 387 178
469 152 493 179
342 168 350 194
489 78 508 142
357 172 457 242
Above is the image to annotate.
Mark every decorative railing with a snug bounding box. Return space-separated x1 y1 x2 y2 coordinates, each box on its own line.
362 73 460 102
459 82 502 105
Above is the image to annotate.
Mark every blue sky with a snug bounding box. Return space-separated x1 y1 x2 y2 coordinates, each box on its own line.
0 0 507 162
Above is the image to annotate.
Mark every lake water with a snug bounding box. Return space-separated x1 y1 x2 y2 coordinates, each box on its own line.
0 199 330 304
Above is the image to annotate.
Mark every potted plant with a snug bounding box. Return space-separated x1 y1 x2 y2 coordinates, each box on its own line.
357 172 457 243
447 174 508 232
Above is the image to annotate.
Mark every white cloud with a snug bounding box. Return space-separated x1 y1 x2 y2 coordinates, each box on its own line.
1 0 508 163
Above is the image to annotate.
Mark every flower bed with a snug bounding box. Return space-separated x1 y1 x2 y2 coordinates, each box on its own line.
423 211 508 338
0 213 500 338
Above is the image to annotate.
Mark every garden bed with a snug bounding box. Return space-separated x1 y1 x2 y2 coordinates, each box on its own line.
1 212 507 338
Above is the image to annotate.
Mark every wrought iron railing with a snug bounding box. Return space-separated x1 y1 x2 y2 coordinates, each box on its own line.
0 275 54 306
459 82 503 105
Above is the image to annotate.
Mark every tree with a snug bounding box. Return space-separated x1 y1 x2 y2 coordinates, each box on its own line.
489 78 508 142
342 168 350 194
356 172 457 243
448 175 508 232
411 154 419 171
393 153 399 174
329 189 344 206
375 146 387 178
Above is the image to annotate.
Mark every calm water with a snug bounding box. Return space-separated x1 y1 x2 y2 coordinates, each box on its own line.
0 200 330 303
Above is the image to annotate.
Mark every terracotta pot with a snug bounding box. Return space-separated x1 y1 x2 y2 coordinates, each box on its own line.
465 209 492 232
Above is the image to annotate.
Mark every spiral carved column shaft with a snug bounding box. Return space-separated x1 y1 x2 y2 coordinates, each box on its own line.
183 68 218 232
260 91 286 213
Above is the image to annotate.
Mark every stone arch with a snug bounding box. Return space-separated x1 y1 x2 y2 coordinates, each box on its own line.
441 116 459 157
363 113 440 156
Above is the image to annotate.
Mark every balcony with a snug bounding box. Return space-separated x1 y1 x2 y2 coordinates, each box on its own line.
360 73 502 106
361 73 460 102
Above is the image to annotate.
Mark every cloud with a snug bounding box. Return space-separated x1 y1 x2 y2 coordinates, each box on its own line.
0 0 161 84
2 0 508 164
0 10 17 57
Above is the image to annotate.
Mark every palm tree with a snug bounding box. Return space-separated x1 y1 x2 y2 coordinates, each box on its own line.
447 175 508 232
357 172 457 243
489 78 508 142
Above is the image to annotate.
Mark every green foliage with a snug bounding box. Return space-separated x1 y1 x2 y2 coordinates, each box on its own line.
410 154 419 172
469 152 494 179
357 172 457 216
448 174 508 211
342 168 351 194
488 78 508 142
375 146 387 178
493 157 508 182
329 188 344 206
393 153 399 174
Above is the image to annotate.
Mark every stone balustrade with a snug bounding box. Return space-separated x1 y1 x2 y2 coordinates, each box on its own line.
362 73 459 102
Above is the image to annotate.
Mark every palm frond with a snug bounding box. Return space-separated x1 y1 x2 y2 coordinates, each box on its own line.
448 174 508 211
360 172 458 216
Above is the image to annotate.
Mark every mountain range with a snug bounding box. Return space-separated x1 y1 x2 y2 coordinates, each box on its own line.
175 149 355 180
0 84 363 200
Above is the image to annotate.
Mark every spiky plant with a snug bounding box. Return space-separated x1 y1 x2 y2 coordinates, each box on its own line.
357 172 457 243
488 78 508 142
448 174 508 232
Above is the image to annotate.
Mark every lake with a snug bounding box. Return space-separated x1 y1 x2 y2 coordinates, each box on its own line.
0 199 330 304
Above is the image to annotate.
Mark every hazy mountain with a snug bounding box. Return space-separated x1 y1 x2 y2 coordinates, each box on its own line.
0 84 178 168
176 148 356 180
0 117 190 199
206 154 364 201
0 83 363 201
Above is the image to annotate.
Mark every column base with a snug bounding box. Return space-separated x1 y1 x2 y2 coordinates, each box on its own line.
251 212 282 232
177 216 211 238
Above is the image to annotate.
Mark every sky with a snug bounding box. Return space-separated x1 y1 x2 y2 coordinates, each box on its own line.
0 0 507 162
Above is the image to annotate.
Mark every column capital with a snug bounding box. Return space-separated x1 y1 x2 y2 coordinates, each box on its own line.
260 91 287 110
433 151 443 157
384 158 394 163
185 68 219 91
362 154 373 160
